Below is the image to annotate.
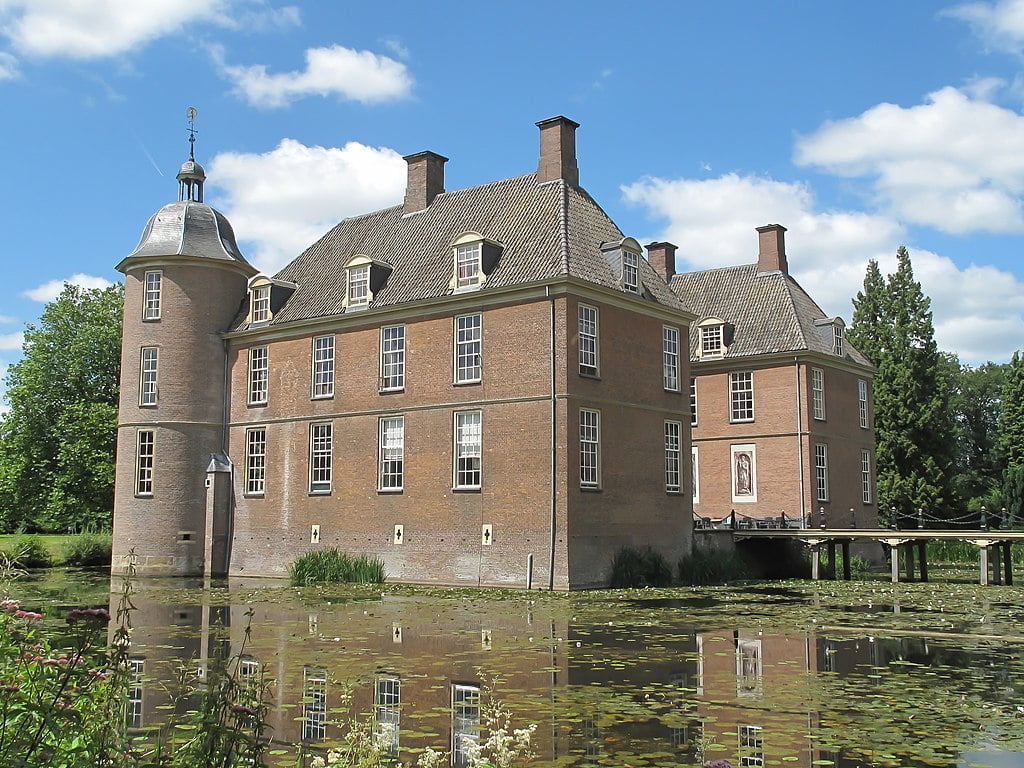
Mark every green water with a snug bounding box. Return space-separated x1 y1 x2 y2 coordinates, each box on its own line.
13 569 1024 768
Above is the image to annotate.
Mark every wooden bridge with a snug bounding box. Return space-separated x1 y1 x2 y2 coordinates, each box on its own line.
732 528 1023 585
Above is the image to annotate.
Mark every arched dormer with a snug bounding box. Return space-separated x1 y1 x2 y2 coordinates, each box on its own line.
697 315 733 358
449 232 503 293
343 255 393 311
599 237 643 294
247 275 297 325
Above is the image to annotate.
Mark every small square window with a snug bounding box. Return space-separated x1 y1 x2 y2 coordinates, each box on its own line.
455 243 482 290
701 325 724 356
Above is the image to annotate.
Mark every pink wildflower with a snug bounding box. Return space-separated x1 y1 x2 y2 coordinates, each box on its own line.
13 610 42 621
0 599 19 612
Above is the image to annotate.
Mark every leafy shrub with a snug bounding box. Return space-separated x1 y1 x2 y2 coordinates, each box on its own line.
4 535 53 569
290 548 386 585
609 546 673 588
678 549 751 585
63 532 113 567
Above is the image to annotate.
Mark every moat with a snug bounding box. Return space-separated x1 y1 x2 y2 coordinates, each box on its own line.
18 569 1024 767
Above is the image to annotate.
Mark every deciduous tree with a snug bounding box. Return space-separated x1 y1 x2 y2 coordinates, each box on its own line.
998 351 1024 525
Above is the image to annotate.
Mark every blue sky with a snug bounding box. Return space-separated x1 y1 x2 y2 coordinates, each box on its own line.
2 0 1024 407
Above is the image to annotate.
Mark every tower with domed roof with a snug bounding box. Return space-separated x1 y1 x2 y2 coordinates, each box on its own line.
112 112 257 576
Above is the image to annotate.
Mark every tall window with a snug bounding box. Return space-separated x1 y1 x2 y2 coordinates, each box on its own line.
126 657 144 728
143 271 162 320
379 417 404 491
246 427 266 495
858 379 869 428
665 420 682 493
454 411 482 489
348 264 370 306
833 325 844 356
375 676 401 753
730 371 754 422
815 443 829 502
455 314 482 383
663 326 680 391
622 250 639 292
739 725 764 767
302 666 327 742
451 684 481 766
248 346 268 405
811 367 825 420
578 305 599 376
139 346 158 406
690 378 698 426
311 335 334 398
309 423 332 494
701 325 723 356
692 446 700 504
861 449 872 504
251 285 271 323
135 430 154 496
456 243 482 290
579 409 600 488
380 325 405 391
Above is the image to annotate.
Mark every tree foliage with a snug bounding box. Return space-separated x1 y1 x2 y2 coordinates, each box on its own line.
848 247 958 524
0 283 122 532
950 360 1006 508
998 351 1024 524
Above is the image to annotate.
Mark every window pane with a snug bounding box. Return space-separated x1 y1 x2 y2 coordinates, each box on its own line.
136 430 154 495
579 305 598 375
861 449 872 503
380 325 405 391
663 326 679 390
246 428 266 495
379 417 404 490
348 264 370 304
858 380 869 428
312 336 335 398
730 371 754 421
303 666 327 742
251 285 271 323
455 315 482 383
456 243 481 289
140 347 158 406
580 409 600 488
815 443 829 502
248 346 269 405
455 411 482 488
309 423 332 493
623 251 639 292
690 378 698 426
811 368 825 420
143 271 162 320
701 325 723 356
665 420 681 492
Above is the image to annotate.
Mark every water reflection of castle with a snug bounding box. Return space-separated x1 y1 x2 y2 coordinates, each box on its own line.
114 579 903 768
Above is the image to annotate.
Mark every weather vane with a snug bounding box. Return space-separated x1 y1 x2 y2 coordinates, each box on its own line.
186 106 198 161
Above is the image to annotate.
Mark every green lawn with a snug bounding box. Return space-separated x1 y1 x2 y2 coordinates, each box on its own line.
0 534 76 560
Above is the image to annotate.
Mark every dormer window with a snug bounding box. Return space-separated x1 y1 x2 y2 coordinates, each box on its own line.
622 250 639 293
449 232 503 293
456 243 481 290
701 324 724 356
348 264 370 306
251 285 271 324
833 324 844 357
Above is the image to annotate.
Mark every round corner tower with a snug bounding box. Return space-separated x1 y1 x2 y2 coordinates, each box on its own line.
112 153 257 577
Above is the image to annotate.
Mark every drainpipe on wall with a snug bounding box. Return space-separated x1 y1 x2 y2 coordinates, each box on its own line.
794 357 806 527
547 286 558 591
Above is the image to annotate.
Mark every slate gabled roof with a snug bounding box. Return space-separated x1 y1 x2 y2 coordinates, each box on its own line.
670 264 872 367
233 173 685 330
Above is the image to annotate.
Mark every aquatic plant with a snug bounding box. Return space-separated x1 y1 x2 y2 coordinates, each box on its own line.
62 532 113 567
678 548 751 585
609 546 673 588
289 549 386 585
2 534 54 569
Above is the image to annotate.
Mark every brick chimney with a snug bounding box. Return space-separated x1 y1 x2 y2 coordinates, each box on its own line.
536 116 579 186
646 241 677 282
756 224 788 274
403 151 448 214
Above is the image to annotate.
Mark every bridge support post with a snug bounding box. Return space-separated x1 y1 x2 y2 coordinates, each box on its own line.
890 544 901 583
992 546 1003 586
810 544 821 581
916 540 928 582
827 541 837 580
841 541 851 580
1004 542 1013 585
980 545 990 586
905 544 915 581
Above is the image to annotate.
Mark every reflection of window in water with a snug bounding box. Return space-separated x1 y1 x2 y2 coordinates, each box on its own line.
451 683 480 765
735 635 763 697
581 716 602 762
126 656 144 728
738 724 764 767
822 640 838 674
238 655 260 687
695 634 705 696
376 675 400 754
308 613 319 636
302 666 327 742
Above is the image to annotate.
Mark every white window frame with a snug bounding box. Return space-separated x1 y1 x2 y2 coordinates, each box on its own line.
380 325 406 392
451 683 481 765
701 324 723 357
135 430 154 496
665 420 682 493
246 427 266 496
379 416 404 492
622 249 639 293
731 443 756 503
454 314 482 384
251 284 271 324
248 346 268 405
858 379 869 428
375 675 401 753
739 724 764 767
690 378 698 426
579 408 601 489
454 411 482 490
815 443 829 502
691 446 700 504
811 367 825 421
311 335 335 399
861 449 872 504
455 242 482 290
578 304 599 376
729 371 754 422
139 346 158 406
126 657 144 728
143 270 162 320
302 666 327 742
663 325 680 391
309 422 332 494
833 324 844 356
348 264 370 306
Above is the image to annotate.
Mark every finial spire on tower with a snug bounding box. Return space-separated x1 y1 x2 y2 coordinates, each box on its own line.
177 106 206 203
186 106 198 161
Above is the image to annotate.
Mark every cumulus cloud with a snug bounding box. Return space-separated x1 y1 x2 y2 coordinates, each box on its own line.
794 86 1024 234
0 51 19 79
24 274 114 303
0 332 23 351
208 138 406 273
945 0 1024 53
622 171 1024 363
213 44 412 108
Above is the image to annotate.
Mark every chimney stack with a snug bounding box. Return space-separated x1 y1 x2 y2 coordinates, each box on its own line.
646 241 677 282
756 224 788 274
403 151 448 214
536 116 580 186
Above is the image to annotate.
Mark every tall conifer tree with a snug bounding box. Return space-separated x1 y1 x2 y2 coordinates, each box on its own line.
998 351 1024 525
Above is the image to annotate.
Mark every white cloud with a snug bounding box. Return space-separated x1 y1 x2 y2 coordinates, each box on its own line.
0 51 18 79
0 314 14 324
945 0 1024 53
214 44 412 108
622 171 1024 364
794 86 1024 234
0 332 23 351
208 138 406 273
24 274 114 302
